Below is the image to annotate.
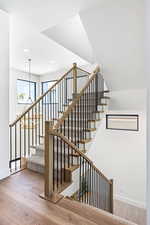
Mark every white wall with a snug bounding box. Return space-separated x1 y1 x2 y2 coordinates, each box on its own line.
146 0 150 222
80 0 145 91
40 67 68 83
40 63 96 82
87 89 146 208
0 10 9 179
9 68 40 123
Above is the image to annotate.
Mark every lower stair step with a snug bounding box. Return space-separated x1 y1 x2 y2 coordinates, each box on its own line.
27 155 79 175
58 198 136 225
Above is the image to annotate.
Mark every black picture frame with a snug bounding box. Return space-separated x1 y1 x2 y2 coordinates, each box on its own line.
106 114 139 131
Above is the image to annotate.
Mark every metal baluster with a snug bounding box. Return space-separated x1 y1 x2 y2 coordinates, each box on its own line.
38 102 40 144
56 136 59 189
15 124 17 171
42 97 44 136
63 123 66 182
35 104 37 146
9 126 12 171
60 125 63 185
20 120 22 169
32 108 34 146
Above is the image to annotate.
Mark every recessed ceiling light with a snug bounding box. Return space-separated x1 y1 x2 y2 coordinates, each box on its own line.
49 60 56 64
24 49 30 53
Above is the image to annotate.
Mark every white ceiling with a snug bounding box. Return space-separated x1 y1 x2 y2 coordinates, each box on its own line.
43 14 94 63
0 0 100 75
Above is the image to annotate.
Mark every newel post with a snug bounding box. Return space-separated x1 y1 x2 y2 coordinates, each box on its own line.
73 63 77 97
44 120 54 198
110 179 114 214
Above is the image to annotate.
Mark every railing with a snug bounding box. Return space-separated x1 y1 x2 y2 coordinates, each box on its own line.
44 67 113 213
44 123 113 213
9 63 90 172
53 66 105 149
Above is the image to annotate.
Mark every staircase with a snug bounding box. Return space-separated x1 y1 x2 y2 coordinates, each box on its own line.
27 92 109 175
9 63 112 213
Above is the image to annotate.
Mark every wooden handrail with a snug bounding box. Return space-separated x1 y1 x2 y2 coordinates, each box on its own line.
9 67 74 127
49 129 112 185
77 67 91 75
54 66 100 130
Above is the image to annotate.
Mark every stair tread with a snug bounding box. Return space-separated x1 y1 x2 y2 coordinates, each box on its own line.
88 119 101 122
65 165 79 172
30 143 87 154
27 155 44 165
101 90 110 93
95 110 105 113
27 155 79 171
86 128 96 132
58 198 136 225
101 96 110 99
79 138 92 144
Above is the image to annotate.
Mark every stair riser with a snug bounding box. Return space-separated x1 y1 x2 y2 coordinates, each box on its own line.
63 120 96 127
61 131 92 140
34 148 80 158
100 98 109 104
73 92 105 98
61 113 100 120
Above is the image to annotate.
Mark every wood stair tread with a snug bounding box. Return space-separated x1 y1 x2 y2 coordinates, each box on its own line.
54 181 72 194
101 96 110 99
98 103 107 106
58 198 136 225
95 110 105 113
88 119 101 122
65 165 79 172
101 90 110 93
85 128 96 132
79 138 92 144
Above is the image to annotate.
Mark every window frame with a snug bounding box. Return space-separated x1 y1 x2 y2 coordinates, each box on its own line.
41 80 58 95
41 80 58 104
17 78 37 105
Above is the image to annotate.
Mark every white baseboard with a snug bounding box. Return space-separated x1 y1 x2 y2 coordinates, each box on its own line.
115 194 146 210
0 167 10 180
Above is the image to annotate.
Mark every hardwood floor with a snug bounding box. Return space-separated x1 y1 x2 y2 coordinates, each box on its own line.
0 169 138 225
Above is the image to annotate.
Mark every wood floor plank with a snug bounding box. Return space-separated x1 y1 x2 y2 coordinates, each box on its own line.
0 170 140 225
0 170 98 225
58 198 137 225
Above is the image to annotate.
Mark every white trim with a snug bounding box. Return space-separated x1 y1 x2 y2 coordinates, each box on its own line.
115 194 146 209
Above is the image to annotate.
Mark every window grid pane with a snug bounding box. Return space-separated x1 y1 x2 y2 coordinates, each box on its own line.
17 79 36 104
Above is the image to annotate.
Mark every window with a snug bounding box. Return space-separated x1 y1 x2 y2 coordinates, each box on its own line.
42 80 57 94
42 80 58 104
17 79 36 104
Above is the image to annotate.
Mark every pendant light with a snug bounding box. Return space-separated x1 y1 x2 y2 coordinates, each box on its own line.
28 58 32 104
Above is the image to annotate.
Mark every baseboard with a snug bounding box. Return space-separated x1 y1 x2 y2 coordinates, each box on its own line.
115 194 146 210
0 167 10 180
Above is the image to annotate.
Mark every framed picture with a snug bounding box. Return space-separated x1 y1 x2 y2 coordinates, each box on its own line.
106 114 139 131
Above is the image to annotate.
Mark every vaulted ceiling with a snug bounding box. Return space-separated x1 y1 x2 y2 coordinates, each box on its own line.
0 0 100 74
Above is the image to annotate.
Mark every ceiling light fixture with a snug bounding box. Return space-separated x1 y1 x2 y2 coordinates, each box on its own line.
24 49 30 53
28 58 33 104
49 60 56 64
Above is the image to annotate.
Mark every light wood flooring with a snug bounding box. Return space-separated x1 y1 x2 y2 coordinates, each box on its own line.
0 169 141 225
